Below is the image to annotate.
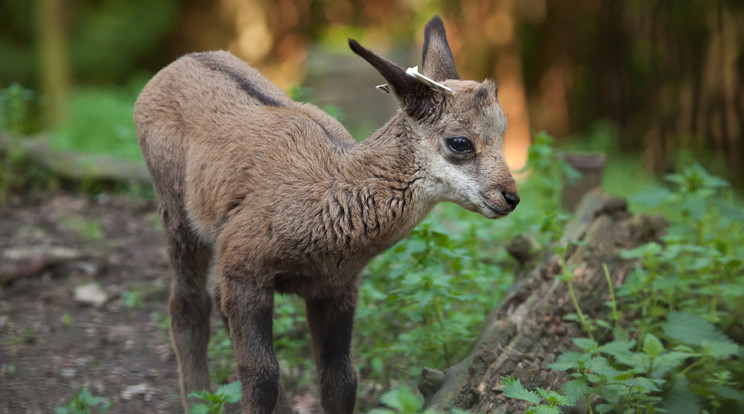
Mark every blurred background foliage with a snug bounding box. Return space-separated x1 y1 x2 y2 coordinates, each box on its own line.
0 0 743 186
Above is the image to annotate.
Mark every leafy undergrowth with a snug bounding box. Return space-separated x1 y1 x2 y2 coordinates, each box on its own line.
53 387 113 414
189 382 241 414
50 86 144 162
502 163 744 413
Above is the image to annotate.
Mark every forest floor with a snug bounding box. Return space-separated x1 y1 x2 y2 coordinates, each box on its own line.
0 194 255 413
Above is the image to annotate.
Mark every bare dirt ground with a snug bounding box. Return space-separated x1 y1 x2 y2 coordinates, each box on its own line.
0 192 402 414
0 194 199 413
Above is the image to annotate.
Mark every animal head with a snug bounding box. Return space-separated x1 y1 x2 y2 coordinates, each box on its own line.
349 16 519 219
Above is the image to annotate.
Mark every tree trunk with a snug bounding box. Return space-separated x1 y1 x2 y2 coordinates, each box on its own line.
36 0 70 125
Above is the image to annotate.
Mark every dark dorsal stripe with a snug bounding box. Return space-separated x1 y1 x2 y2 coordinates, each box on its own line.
190 52 283 107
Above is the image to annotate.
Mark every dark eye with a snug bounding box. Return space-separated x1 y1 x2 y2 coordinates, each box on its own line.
446 137 474 154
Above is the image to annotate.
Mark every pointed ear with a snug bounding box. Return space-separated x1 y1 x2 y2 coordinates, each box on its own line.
349 38 421 99
421 16 460 81
349 38 434 119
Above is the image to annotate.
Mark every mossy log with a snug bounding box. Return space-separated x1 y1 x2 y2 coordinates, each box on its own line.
422 189 666 413
0 133 150 184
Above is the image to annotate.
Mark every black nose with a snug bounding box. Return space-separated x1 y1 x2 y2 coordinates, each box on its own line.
503 191 520 210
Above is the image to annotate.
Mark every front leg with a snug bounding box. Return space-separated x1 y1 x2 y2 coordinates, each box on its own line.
219 274 279 413
305 285 359 414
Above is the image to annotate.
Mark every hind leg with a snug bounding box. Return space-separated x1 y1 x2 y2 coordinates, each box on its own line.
161 206 213 410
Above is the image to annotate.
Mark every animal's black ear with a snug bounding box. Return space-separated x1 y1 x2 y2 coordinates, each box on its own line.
421 16 460 81
349 38 434 119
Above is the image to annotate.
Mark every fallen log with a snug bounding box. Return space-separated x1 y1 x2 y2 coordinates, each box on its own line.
0 132 150 184
423 189 666 412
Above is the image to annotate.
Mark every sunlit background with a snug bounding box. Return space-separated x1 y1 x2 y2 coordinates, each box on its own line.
2 0 742 188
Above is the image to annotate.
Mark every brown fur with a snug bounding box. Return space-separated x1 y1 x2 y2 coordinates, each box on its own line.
134 15 518 414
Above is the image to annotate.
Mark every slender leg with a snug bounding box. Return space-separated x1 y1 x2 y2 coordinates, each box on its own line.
220 274 280 413
305 286 359 414
163 219 213 411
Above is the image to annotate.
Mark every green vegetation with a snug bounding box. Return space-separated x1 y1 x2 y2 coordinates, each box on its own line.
499 162 744 413
208 325 237 385
49 85 143 162
0 83 37 135
188 381 241 414
501 375 575 414
54 388 112 414
60 215 105 241
366 386 471 414
0 83 55 203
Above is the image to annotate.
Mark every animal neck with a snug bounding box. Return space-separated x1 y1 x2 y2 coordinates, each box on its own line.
325 113 433 253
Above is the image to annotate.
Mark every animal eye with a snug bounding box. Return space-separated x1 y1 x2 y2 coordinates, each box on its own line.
446 137 474 154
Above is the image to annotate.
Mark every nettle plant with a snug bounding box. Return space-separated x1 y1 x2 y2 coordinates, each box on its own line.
357 220 509 381
503 164 744 413
54 388 113 414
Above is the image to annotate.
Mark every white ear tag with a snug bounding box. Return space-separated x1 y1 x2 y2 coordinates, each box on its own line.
375 84 391 94
374 66 454 96
405 66 454 95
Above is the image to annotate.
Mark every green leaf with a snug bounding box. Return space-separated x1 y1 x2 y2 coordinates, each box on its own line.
663 311 735 347
716 385 744 402
629 187 672 207
701 340 739 359
563 313 580 322
596 404 616 413
563 378 588 401
549 352 584 371
536 388 575 407
189 404 210 414
216 381 241 403
501 375 541 405
585 356 617 377
379 387 422 412
643 333 664 357
598 340 636 356
620 242 662 260
188 390 211 400
663 375 701 414
572 337 598 351
532 406 561 414
654 351 694 370
617 376 661 393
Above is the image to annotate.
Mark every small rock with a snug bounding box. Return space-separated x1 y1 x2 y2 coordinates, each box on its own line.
74 283 108 307
72 261 99 276
121 383 150 400
60 368 77 379
157 344 174 361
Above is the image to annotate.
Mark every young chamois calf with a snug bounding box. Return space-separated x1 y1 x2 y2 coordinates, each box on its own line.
134 15 519 414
